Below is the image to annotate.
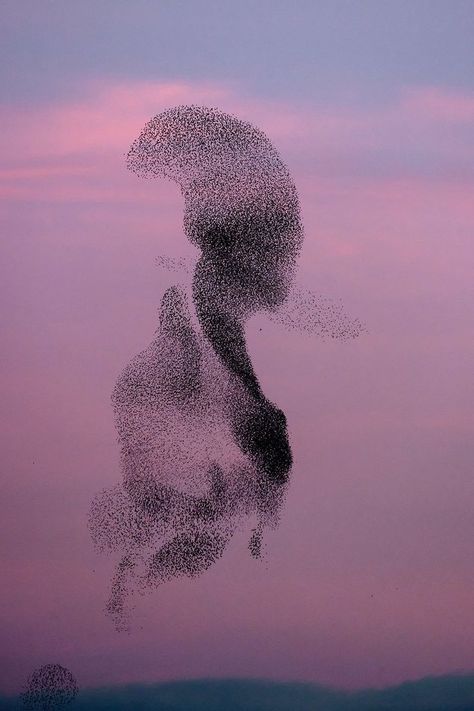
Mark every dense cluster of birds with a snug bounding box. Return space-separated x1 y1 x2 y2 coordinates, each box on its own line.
21 665 78 710
89 105 363 628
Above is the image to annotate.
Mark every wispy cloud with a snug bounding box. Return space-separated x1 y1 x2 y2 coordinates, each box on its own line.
1 80 473 204
1 81 473 693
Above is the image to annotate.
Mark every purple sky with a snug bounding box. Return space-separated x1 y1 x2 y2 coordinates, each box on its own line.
1 0 473 696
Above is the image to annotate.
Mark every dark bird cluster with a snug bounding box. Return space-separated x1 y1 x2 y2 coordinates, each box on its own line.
21 665 78 711
90 106 360 628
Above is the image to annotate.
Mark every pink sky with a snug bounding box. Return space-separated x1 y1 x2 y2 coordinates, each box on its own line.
1 78 473 694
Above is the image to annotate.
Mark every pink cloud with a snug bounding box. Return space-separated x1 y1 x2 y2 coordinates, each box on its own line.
2 79 472 325
2 79 473 204
401 86 474 122
2 79 474 693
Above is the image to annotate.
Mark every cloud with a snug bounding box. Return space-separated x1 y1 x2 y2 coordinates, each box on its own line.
2 674 473 710
1 80 473 205
1 80 473 694
1 78 472 301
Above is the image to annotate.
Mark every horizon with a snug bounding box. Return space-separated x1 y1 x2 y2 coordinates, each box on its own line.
2 673 474 710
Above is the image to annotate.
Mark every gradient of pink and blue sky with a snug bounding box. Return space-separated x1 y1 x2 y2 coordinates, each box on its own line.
1 0 473 696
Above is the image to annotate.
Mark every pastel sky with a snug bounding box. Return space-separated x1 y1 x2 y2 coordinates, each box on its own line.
1 0 473 696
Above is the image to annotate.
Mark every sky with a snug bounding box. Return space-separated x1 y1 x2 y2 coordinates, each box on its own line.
1 0 473 698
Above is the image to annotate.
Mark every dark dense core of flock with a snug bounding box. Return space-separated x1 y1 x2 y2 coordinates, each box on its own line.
88 105 364 629
21 665 78 710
